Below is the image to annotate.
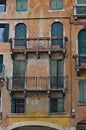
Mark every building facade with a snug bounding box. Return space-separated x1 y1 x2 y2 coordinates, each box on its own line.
0 0 86 130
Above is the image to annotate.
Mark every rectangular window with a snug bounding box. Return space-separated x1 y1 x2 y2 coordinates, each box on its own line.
16 0 27 12
50 60 64 89
11 98 25 113
0 0 6 12
0 24 9 42
50 0 63 10
79 80 86 105
50 97 64 113
76 0 86 15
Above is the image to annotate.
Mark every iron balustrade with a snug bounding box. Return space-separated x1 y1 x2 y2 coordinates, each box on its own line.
7 76 68 91
9 37 66 50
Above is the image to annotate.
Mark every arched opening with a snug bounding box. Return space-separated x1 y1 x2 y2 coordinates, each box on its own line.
51 22 63 47
78 28 86 63
15 23 27 46
12 126 58 130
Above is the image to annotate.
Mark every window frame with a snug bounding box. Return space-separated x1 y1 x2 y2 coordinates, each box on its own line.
16 0 28 12
50 0 63 10
0 91 2 113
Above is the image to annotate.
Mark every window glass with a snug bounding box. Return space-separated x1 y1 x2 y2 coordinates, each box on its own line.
0 0 6 12
16 0 27 12
50 97 64 113
50 0 63 10
0 24 9 42
11 98 25 113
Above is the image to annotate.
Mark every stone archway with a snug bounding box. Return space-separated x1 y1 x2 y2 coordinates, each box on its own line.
7 121 64 130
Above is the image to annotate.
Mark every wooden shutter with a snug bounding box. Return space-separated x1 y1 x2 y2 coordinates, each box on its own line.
50 60 58 88
50 98 57 113
4 24 9 42
16 0 27 11
78 29 86 62
79 81 86 104
13 60 26 89
0 55 3 73
51 0 62 10
77 0 86 4
11 98 16 113
57 98 64 112
51 22 63 47
15 23 27 46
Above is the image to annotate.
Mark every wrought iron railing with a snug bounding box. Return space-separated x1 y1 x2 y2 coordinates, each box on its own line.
7 76 68 91
9 37 67 50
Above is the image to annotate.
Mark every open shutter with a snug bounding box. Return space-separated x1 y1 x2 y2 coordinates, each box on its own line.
4 24 9 42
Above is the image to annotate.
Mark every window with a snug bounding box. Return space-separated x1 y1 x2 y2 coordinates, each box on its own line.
50 60 64 89
11 98 25 113
0 0 6 12
51 22 63 47
50 97 64 113
0 24 9 42
16 0 27 12
15 23 27 46
79 80 86 105
76 0 86 15
50 0 63 10
13 60 26 89
78 29 86 62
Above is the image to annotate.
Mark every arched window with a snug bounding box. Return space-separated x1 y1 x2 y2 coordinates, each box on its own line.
51 22 63 47
15 23 27 46
78 29 86 62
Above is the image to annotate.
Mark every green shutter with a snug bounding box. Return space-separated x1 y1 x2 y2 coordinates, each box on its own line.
78 29 86 62
57 98 64 112
13 60 26 88
11 98 15 113
77 0 86 4
50 60 57 88
51 22 63 47
51 0 62 10
15 23 27 46
0 55 3 73
50 98 57 113
4 24 9 42
16 0 27 12
79 81 86 104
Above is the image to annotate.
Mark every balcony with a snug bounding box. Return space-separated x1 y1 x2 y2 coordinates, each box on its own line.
9 37 67 58
7 76 68 93
73 54 86 75
74 4 86 19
